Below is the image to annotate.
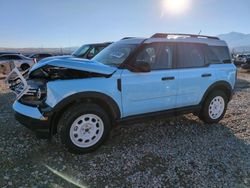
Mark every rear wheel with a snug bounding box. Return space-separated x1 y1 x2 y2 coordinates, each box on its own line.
199 91 228 123
57 103 111 154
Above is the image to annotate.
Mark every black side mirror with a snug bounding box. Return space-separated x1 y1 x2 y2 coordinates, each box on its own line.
131 60 151 72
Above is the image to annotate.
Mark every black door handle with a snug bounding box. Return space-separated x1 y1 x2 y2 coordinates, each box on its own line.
162 76 175 81
201 73 212 77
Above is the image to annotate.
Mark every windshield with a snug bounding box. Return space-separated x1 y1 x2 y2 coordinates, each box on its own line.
72 45 90 57
92 43 138 66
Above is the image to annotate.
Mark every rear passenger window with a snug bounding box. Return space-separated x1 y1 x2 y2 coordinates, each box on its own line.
208 46 231 64
177 44 205 68
136 44 173 70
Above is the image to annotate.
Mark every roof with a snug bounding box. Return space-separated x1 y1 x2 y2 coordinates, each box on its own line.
87 42 113 46
119 33 228 47
145 37 227 46
117 38 146 45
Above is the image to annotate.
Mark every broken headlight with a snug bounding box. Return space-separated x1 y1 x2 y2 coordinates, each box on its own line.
19 79 47 107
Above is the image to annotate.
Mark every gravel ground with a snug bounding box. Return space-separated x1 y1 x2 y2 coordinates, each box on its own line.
0 70 250 187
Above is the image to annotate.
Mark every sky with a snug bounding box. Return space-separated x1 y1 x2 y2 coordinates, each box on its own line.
0 0 250 48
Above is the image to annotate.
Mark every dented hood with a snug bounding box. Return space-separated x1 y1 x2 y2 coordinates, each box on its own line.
30 57 117 75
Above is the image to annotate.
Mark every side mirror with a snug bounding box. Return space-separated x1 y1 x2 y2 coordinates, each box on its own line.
131 60 151 72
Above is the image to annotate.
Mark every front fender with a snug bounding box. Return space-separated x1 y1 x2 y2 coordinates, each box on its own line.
44 74 122 118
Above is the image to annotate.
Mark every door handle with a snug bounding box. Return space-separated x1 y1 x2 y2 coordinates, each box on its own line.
162 76 175 81
201 73 212 77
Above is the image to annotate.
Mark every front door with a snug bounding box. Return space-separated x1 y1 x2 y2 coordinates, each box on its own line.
121 43 179 117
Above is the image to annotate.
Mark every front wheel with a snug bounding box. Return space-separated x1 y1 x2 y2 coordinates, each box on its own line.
199 91 228 124
57 103 111 154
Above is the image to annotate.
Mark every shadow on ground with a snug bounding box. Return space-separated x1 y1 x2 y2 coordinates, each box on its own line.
0 77 250 187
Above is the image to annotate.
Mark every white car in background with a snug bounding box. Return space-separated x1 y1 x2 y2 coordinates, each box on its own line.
0 54 35 74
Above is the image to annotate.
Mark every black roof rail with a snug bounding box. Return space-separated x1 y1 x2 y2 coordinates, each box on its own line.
121 37 136 40
151 33 220 40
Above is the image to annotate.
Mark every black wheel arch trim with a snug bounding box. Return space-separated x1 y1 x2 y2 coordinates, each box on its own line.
200 81 233 105
49 90 120 121
45 91 121 135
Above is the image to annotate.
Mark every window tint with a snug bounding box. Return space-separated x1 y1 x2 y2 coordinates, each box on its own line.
159 45 173 69
72 45 90 57
40 54 51 58
0 56 8 60
95 46 105 55
177 44 205 68
92 43 137 66
89 46 105 56
8 55 22 60
136 44 173 70
208 46 231 64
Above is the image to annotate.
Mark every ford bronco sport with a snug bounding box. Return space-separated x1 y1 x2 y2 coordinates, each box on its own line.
8 33 237 154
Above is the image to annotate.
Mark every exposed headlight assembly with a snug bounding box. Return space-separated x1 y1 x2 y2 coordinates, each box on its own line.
19 80 47 107
29 65 106 80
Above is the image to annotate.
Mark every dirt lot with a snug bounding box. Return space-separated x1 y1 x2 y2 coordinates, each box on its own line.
0 70 250 187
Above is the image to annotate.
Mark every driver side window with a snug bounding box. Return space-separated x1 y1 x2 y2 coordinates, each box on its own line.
136 44 173 70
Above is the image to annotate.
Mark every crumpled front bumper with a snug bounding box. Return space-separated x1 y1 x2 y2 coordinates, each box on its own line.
13 101 51 135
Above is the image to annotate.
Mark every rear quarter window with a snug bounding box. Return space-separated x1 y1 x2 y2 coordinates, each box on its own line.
207 46 231 64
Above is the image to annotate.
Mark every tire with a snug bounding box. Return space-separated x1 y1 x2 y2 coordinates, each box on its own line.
20 64 30 71
57 103 111 154
199 90 228 124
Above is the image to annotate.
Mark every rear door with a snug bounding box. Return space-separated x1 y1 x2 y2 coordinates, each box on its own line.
175 43 216 108
121 43 179 117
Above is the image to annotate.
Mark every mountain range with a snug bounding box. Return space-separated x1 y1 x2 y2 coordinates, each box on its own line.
217 32 250 53
1 32 250 54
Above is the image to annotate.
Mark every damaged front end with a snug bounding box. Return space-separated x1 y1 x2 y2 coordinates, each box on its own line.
29 65 109 80
7 58 118 138
6 58 117 107
5 67 29 99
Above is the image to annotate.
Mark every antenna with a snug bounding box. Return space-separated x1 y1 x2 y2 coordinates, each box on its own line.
198 30 202 35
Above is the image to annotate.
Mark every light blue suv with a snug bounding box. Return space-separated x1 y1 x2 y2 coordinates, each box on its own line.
10 33 237 153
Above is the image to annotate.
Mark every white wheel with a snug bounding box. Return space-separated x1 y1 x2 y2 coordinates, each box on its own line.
208 96 225 120
69 114 104 148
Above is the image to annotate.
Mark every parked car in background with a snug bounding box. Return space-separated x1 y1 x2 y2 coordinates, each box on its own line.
234 54 247 66
0 52 20 56
9 33 236 154
241 58 250 70
72 42 112 59
36 42 112 64
0 54 35 71
29 53 53 62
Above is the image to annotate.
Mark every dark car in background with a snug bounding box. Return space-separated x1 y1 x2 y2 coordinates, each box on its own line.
234 54 248 66
241 57 250 70
0 52 20 56
29 53 53 62
72 42 112 59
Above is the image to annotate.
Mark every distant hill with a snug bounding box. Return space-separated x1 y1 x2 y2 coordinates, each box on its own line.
217 32 250 53
2 32 250 54
0 47 78 55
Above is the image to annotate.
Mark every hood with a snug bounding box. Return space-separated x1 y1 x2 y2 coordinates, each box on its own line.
37 55 72 64
30 57 117 75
